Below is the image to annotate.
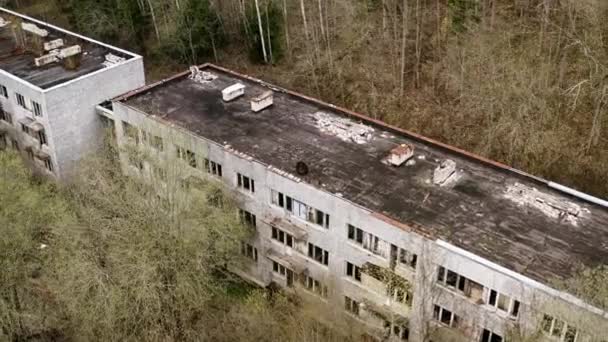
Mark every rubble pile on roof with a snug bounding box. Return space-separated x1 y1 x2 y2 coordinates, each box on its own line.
189 66 217 84
504 183 585 225
433 159 459 186
314 111 374 144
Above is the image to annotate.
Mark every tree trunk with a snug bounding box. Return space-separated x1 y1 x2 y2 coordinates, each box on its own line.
400 0 409 96
254 0 268 63
300 0 310 41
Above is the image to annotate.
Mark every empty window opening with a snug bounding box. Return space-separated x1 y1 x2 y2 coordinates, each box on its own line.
344 296 360 316
238 209 256 228
271 190 329 228
346 261 362 282
271 226 294 248
308 243 329 266
241 243 258 262
481 329 503 342
237 173 255 193
203 158 222 177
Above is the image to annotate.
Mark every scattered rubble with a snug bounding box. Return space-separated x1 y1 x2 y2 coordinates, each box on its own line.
314 111 374 144
433 159 457 185
505 183 583 225
189 66 217 84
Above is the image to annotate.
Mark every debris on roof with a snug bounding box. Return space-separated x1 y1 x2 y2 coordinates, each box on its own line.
189 65 217 84
385 144 415 166
102 53 126 67
314 111 374 144
505 183 584 225
433 159 458 186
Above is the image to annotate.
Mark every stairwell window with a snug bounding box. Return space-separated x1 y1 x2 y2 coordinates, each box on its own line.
237 173 255 193
0 85 7 98
308 243 329 265
32 101 42 117
16 93 27 109
38 130 47 145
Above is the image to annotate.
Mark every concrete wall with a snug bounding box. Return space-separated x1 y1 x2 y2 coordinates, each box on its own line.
44 57 145 178
110 101 608 342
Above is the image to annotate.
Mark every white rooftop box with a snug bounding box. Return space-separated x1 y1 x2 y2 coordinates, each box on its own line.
251 90 273 112
222 83 246 102
387 144 414 166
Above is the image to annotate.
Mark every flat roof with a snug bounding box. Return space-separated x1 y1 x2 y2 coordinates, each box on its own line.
119 64 608 286
0 8 137 90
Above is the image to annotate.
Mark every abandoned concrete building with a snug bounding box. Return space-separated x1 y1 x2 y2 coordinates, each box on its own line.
0 8 145 178
95 64 608 342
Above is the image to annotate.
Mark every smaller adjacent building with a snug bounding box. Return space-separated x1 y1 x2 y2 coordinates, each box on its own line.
0 7 145 178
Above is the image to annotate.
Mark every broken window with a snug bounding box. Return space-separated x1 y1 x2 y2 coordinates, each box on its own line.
203 158 222 177
437 266 483 300
123 121 139 143
344 296 360 316
271 190 329 228
487 289 520 317
0 109 11 123
481 329 503 342
398 248 417 269
241 242 258 262
238 209 256 228
347 224 386 257
346 261 362 282
301 274 328 298
541 314 578 342
433 305 459 328
0 84 7 98
43 157 54 172
237 173 255 193
308 243 329 266
271 226 294 248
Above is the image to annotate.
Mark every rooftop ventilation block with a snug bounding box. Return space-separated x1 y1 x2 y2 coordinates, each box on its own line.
386 144 414 166
251 90 273 112
222 83 246 102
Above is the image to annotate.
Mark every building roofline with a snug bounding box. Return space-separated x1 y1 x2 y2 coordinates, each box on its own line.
115 63 608 209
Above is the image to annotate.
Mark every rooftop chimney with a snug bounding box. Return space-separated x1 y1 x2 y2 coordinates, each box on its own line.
386 144 414 166
44 38 64 51
251 90 273 112
222 83 246 102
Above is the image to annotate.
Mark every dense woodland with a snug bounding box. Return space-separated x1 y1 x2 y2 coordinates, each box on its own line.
7 0 608 198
